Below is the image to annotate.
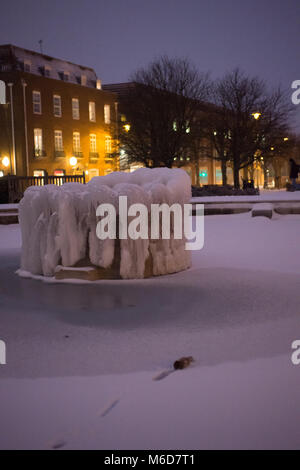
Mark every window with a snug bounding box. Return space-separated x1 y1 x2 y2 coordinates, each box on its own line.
73 132 81 152
199 167 208 185
104 104 110 124
44 66 51 77
81 75 87 86
32 91 41 114
33 170 46 177
88 168 99 178
105 135 112 154
89 101 96 122
60 71 69 81
54 169 65 176
90 134 97 153
24 61 31 73
72 98 80 120
34 129 43 156
53 95 62 117
215 167 222 185
54 130 63 151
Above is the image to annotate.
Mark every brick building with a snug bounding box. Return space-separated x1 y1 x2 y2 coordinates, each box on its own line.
103 82 292 189
0 44 118 180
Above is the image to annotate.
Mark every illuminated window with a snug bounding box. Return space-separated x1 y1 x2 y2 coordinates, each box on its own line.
215 168 222 184
34 128 43 154
72 98 80 120
104 104 110 124
32 91 42 114
73 132 81 152
81 75 87 86
0 171 4 177
53 95 62 117
33 169 46 177
89 168 99 178
89 101 96 122
199 167 208 185
54 130 63 151
90 134 97 152
54 169 65 176
105 135 112 154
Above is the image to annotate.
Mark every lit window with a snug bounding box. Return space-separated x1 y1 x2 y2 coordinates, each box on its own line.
73 132 81 152
90 134 97 153
72 98 80 120
105 135 112 154
89 101 96 122
54 130 63 151
32 91 42 114
104 104 110 124
34 128 43 155
81 75 87 86
54 169 65 176
215 168 222 184
53 95 62 117
33 170 46 177
199 167 208 185
0 171 4 177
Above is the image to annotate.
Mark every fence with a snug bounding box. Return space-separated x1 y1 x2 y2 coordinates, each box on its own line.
4 173 86 203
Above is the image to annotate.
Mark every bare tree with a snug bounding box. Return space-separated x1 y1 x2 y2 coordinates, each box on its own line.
211 68 294 188
118 56 210 168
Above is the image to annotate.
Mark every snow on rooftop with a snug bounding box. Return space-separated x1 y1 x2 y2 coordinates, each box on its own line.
0 44 98 87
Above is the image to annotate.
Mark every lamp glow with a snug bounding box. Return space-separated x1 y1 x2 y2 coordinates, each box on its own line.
252 112 261 120
69 156 77 166
124 124 131 132
2 156 9 167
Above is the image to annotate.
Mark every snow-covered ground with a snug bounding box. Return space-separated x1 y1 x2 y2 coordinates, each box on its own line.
0 212 299 449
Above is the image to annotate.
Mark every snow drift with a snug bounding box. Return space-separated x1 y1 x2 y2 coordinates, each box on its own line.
18 168 191 279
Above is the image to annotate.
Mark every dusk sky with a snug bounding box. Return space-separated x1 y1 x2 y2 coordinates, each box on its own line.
1 0 300 128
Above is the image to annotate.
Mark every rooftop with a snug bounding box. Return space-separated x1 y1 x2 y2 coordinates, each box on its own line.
0 44 100 89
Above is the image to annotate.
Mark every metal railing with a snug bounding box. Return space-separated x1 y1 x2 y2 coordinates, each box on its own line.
5 173 86 203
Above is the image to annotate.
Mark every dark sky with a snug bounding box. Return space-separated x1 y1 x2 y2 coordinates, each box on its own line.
1 0 300 128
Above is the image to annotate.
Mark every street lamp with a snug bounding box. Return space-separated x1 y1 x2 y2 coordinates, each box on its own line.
252 112 261 120
69 156 77 167
2 156 10 167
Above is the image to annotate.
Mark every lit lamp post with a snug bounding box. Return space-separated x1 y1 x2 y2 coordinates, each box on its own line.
252 112 261 120
2 156 10 174
69 156 77 175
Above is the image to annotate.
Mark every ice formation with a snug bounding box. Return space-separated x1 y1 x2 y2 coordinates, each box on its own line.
18 168 192 279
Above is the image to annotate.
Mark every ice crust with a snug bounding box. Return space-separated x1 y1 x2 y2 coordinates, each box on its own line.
18 168 191 279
